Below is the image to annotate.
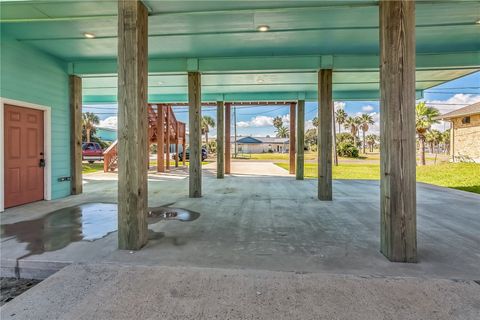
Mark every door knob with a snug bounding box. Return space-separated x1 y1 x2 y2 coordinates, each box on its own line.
39 159 46 167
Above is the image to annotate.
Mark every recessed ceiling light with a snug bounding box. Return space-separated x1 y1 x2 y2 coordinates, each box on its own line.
158 81 164 85
83 32 95 39
256 78 265 84
476 19 480 24
257 25 270 32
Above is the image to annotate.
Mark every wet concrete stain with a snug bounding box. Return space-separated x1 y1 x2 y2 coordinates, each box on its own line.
147 207 201 224
1 202 200 260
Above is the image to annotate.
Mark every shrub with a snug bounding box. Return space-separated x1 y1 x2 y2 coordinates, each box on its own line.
336 132 354 144
337 141 359 158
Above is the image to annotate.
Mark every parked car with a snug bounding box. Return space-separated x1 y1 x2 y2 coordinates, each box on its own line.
178 148 207 161
82 142 104 163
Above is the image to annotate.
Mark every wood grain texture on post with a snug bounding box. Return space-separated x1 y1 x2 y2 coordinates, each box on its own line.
379 0 417 262
117 0 149 250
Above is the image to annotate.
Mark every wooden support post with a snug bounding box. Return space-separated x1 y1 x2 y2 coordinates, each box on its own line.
157 105 165 172
289 102 296 174
182 127 186 167
188 72 202 198
225 103 231 174
166 106 171 170
318 69 333 201
296 100 305 180
69 75 83 195
379 0 417 262
147 142 150 169
175 122 179 167
117 0 148 250
216 101 225 179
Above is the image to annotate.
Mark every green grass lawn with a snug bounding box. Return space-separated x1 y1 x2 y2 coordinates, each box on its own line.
235 152 447 163
275 162 480 194
82 162 104 174
236 152 317 161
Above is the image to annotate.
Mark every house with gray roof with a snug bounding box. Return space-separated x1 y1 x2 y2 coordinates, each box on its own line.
438 101 480 163
235 136 289 154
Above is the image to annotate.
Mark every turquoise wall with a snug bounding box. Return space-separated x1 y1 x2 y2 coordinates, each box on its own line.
1 31 71 200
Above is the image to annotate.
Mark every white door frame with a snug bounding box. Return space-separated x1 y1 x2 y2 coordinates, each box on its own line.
0 97 52 212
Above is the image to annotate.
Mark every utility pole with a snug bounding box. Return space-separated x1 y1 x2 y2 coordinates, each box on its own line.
234 106 238 158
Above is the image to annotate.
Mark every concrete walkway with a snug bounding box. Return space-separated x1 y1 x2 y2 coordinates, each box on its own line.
1 263 479 320
203 160 290 176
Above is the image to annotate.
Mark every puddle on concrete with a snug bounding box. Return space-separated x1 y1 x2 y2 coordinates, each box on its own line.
1 203 200 258
147 207 200 224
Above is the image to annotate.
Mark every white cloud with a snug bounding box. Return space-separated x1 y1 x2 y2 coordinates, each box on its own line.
305 120 314 130
334 101 346 111
361 105 375 112
424 93 480 114
251 115 274 127
368 112 380 135
236 114 291 128
424 94 480 132
99 116 118 129
236 121 251 128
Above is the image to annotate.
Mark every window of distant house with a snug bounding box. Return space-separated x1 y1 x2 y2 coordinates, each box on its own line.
461 116 471 124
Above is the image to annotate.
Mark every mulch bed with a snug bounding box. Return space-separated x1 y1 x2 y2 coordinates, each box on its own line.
1 277 41 306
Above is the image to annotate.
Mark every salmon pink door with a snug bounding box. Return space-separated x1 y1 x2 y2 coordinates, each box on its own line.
4 104 45 208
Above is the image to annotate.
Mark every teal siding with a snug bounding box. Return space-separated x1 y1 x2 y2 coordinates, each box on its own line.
1 31 71 200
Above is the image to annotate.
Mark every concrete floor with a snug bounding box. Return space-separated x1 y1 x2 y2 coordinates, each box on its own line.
2 264 479 320
1 164 479 280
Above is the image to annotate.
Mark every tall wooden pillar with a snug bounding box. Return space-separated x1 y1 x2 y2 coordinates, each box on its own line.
166 106 171 170
296 100 305 180
225 103 231 174
289 102 296 174
188 72 202 197
69 75 83 195
157 105 165 172
182 128 186 166
216 101 225 178
379 0 417 262
318 69 333 201
175 122 179 167
117 0 148 250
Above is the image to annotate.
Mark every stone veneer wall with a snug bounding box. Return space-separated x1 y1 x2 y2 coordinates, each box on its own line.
451 114 480 163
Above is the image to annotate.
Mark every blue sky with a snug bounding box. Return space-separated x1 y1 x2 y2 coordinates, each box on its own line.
88 71 480 137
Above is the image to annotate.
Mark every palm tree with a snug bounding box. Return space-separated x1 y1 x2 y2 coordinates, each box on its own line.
82 112 100 143
201 115 215 148
335 109 347 134
425 131 436 154
344 116 361 147
415 102 440 165
359 113 374 154
432 129 443 154
276 126 289 138
366 134 378 152
273 116 283 130
442 130 450 154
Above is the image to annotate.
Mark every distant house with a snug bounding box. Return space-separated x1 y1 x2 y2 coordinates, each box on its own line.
438 101 480 163
235 136 289 154
96 127 117 142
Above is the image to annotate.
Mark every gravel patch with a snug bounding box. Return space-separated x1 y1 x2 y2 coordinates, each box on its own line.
1 278 41 306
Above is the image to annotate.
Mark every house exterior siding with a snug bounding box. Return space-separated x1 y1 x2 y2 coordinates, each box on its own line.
1 31 71 199
451 114 480 163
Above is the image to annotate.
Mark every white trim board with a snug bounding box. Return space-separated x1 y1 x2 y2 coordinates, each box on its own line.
0 97 52 212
